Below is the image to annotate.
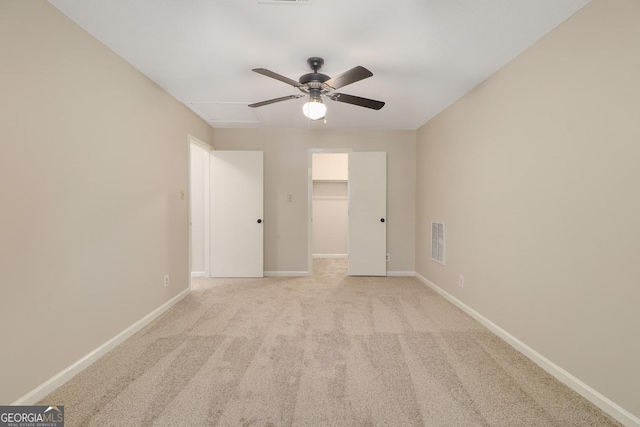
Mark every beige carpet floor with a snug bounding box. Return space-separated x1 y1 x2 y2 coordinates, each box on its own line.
40 259 620 426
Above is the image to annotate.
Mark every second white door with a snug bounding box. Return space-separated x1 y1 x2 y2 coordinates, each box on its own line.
348 152 387 276
210 151 264 277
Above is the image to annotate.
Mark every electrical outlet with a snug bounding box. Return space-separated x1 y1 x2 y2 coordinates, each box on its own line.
386 253 390 262
287 194 293 202
459 274 464 288
164 274 169 288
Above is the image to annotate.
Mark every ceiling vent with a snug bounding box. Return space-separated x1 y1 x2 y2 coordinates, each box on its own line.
258 0 312 4
431 221 445 265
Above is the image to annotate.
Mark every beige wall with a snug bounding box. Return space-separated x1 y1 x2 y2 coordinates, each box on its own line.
213 129 416 273
416 0 640 419
0 2 214 404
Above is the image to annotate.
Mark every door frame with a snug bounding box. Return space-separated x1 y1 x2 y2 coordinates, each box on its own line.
187 134 213 288
307 148 352 274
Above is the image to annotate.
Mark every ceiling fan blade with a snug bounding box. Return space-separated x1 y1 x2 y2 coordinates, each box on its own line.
329 93 385 110
248 94 304 108
252 68 301 87
325 66 373 90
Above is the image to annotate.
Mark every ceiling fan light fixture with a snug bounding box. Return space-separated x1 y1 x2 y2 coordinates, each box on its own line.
302 98 326 121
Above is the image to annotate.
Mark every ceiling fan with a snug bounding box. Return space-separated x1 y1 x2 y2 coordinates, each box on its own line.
249 57 385 120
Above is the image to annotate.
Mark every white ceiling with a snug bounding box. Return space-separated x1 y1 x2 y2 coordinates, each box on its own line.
48 0 591 130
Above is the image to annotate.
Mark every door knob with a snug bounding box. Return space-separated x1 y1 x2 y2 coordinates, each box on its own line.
257 219 262 224
380 218 385 223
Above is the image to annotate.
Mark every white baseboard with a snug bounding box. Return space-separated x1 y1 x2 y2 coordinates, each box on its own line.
387 271 416 277
191 271 206 278
312 254 348 259
414 273 639 427
12 288 191 406
264 271 310 277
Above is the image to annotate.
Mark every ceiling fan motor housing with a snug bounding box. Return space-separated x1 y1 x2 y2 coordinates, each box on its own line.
299 72 330 85
300 57 331 95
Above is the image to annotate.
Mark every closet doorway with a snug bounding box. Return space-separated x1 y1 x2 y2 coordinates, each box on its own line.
309 151 350 274
307 150 388 276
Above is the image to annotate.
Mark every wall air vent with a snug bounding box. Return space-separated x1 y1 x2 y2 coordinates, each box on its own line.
431 221 445 265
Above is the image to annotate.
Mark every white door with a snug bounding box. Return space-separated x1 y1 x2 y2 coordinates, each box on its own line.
348 152 387 276
210 151 263 277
